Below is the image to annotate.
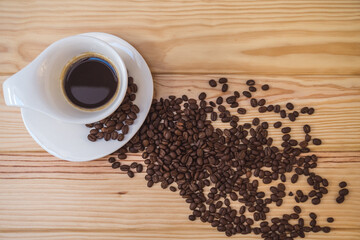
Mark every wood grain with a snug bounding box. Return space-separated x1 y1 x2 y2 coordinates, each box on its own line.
0 0 360 75
0 74 359 152
0 152 360 240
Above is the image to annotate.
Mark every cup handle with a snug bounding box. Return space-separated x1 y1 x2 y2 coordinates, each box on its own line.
2 61 42 110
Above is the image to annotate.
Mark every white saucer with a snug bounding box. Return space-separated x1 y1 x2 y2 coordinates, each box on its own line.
21 32 153 162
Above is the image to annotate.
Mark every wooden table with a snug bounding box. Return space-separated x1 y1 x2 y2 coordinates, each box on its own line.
1 1 360 239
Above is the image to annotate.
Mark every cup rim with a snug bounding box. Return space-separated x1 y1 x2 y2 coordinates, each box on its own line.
43 35 128 124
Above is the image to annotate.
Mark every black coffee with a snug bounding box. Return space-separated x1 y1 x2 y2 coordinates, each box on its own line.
63 56 118 109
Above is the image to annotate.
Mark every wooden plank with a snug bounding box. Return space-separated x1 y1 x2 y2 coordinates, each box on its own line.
0 0 360 75
0 74 359 152
0 152 359 240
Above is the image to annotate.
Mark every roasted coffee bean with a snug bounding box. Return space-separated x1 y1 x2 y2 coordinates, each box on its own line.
291 174 299 183
136 164 143 173
327 217 334 223
88 134 96 142
237 108 246 114
323 227 331 233
312 198 321 205
170 186 177 192
243 91 252 98
230 102 239 108
120 165 130 171
127 170 134 178
246 79 255 86
301 107 309 114
280 110 287 118
226 96 236 104
222 84 228 92
288 113 296 122
273 121 282 128
250 98 258 107
339 181 347 188
336 196 345 204
234 91 240 98
211 112 218 121
219 77 228 84
261 84 269 91
267 105 274 111
282 127 291 133
303 124 311 133
274 104 280 113
249 86 256 92
286 102 294 110
112 162 120 169
198 92 206 100
108 157 116 163
339 189 349 196
308 107 315 115
313 138 322 145
118 154 127 160
258 99 266 106
293 206 301 214
130 162 138 168
216 97 223 105
117 134 124 141
209 79 217 87
252 118 260 126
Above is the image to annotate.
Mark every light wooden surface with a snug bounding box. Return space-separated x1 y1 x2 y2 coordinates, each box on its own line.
0 1 360 239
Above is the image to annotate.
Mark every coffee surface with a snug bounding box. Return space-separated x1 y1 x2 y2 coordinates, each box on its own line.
64 56 118 109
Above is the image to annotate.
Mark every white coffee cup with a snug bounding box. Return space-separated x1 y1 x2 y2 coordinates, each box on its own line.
3 35 128 124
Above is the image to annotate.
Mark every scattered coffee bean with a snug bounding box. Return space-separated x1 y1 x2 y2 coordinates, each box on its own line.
249 86 257 92
261 84 269 91
243 91 252 98
250 98 258 107
237 108 246 114
327 217 334 223
112 162 120 169
222 84 228 92
339 181 347 188
293 206 302 214
199 92 207 100
234 91 240 98
291 174 299 183
136 164 143 173
216 97 223 105
246 79 255 86
273 121 282 128
286 102 294 110
313 138 322 145
339 189 349 196
310 213 317 219
127 170 134 178
219 77 228 84
336 196 345 204
258 99 266 106
280 110 287 118
301 107 309 114
308 108 315 115
209 79 217 87
282 127 291 133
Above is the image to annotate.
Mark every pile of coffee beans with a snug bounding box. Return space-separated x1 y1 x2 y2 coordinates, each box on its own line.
85 77 139 142
86 77 349 239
